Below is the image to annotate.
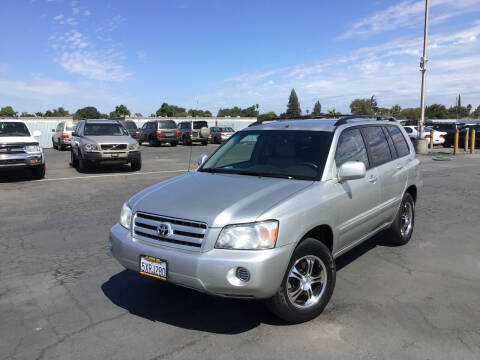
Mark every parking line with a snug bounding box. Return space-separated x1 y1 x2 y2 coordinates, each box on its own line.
35 169 188 182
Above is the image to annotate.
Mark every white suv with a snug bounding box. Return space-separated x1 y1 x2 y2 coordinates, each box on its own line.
0 118 45 179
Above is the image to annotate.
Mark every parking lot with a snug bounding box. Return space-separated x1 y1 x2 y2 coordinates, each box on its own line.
1 145 479 360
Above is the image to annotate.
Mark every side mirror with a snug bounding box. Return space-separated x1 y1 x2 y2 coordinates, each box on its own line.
51 129 55 133
72 132 77 137
198 154 208 166
33 130 42 137
338 161 366 182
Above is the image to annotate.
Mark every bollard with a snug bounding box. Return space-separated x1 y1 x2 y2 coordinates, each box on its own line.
454 129 459 155
429 129 434 149
465 128 469 152
471 129 476 154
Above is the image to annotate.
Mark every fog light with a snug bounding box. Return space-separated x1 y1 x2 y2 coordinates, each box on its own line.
236 267 250 282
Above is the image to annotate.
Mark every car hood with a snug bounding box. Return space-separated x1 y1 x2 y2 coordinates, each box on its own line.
0 136 38 145
82 135 135 144
129 172 314 228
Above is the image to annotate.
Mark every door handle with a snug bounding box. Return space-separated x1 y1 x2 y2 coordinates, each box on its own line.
396 164 403 170
368 175 377 184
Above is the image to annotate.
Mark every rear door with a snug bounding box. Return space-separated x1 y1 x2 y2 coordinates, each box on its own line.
362 126 407 225
334 127 382 251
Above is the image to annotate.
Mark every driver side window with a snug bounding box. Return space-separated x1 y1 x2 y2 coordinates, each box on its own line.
335 128 369 169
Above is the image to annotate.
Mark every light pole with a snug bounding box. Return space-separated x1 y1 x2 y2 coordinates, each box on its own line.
419 0 429 139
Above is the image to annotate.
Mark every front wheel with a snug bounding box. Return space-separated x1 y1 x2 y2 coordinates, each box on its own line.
131 158 142 171
265 239 336 323
70 150 78 167
385 192 415 246
78 156 89 173
31 164 45 179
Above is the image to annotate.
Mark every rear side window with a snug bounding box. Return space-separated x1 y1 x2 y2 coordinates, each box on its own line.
335 128 369 169
387 126 410 157
362 126 392 167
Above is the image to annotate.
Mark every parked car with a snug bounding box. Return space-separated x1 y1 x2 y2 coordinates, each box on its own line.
443 124 480 148
139 120 178 147
118 120 140 141
70 119 141 172
110 116 421 323
51 120 77 150
403 125 446 145
0 119 45 179
209 126 235 144
177 121 210 145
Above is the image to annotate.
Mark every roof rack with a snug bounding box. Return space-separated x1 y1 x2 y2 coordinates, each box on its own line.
334 115 397 126
249 114 397 127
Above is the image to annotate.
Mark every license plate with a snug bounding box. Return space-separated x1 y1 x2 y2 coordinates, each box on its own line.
139 255 167 280
164 132 173 136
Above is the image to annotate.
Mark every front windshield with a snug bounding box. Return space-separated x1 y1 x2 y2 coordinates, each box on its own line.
84 123 129 136
200 130 332 180
0 122 31 137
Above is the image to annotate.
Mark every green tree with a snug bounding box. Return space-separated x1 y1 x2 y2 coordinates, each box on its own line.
286 88 301 117
73 106 101 120
0 106 17 117
35 112 43 117
377 107 391 116
327 108 341 116
188 109 212 117
472 105 480 119
425 104 448 119
350 98 373 115
399 107 421 120
257 112 277 121
370 95 379 114
110 104 131 118
156 103 174 117
20 112 34 117
390 104 402 118
241 105 259 117
312 101 322 116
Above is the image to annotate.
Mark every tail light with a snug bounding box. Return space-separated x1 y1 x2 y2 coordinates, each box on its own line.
62 133 69 139
221 133 225 136
156 131 163 136
425 134 430 138
190 130 193 135
440 134 444 138
176 131 180 136
136 131 140 137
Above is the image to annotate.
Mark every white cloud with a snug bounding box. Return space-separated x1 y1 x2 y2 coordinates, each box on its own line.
72 7 79 15
53 14 64 21
338 0 480 40
84 9 91 16
192 24 480 113
136 50 147 62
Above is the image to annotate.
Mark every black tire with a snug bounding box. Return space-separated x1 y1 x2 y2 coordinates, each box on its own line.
131 158 142 171
149 136 159 147
77 154 89 173
265 238 336 323
52 138 58 150
171 141 177 147
31 164 45 180
70 150 78 167
215 136 220 144
385 192 415 246
183 136 191 146
201 140 208 146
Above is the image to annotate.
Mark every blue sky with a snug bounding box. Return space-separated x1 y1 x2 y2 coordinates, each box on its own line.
1 0 480 115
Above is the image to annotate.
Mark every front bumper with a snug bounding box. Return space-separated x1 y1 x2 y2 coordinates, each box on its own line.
0 153 43 168
109 223 293 299
83 151 141 163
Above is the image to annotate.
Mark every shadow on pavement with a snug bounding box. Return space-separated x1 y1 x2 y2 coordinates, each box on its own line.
102 270 287 335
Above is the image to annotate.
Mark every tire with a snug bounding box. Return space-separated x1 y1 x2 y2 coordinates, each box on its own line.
52 138 58 150
385 192 415 246
131 158 142 171
201 141 208 146
149 136 158 147
70 150 78 167
265 238 336 323
215 136 220 144
183 136 191 146
77 154 89 173
171 141 177 147
31 164 45 180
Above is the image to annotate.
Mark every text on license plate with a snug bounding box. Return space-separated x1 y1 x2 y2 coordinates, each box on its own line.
139 256 167 280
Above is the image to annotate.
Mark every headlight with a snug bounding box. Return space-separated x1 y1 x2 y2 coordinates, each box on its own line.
215 220 279 250
128 143 139 150
119 202 132 230
83 143 98 151
25 145 41 153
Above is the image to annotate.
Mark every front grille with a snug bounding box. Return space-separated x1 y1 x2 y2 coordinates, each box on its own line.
0 159 25 165
0 144 27 154
133 212 207 251
100 144 127 150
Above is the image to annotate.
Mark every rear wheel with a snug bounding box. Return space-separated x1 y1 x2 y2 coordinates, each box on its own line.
149 136 158 147
265 239 335 323
52 138 58 150
385 192 415 246
171 141 177 147
183 136 191 146
201 140 208 146
31 164 45 179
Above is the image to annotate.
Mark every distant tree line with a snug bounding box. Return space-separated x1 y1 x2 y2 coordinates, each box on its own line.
3 93 480 120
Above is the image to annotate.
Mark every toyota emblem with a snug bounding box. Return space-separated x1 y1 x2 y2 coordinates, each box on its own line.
157 223 171 237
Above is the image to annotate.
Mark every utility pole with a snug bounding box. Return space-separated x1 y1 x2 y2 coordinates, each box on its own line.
419 0 429 139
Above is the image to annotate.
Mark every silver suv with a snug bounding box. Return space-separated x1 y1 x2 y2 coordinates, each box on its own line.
71 119 141 172
109 116 421 323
